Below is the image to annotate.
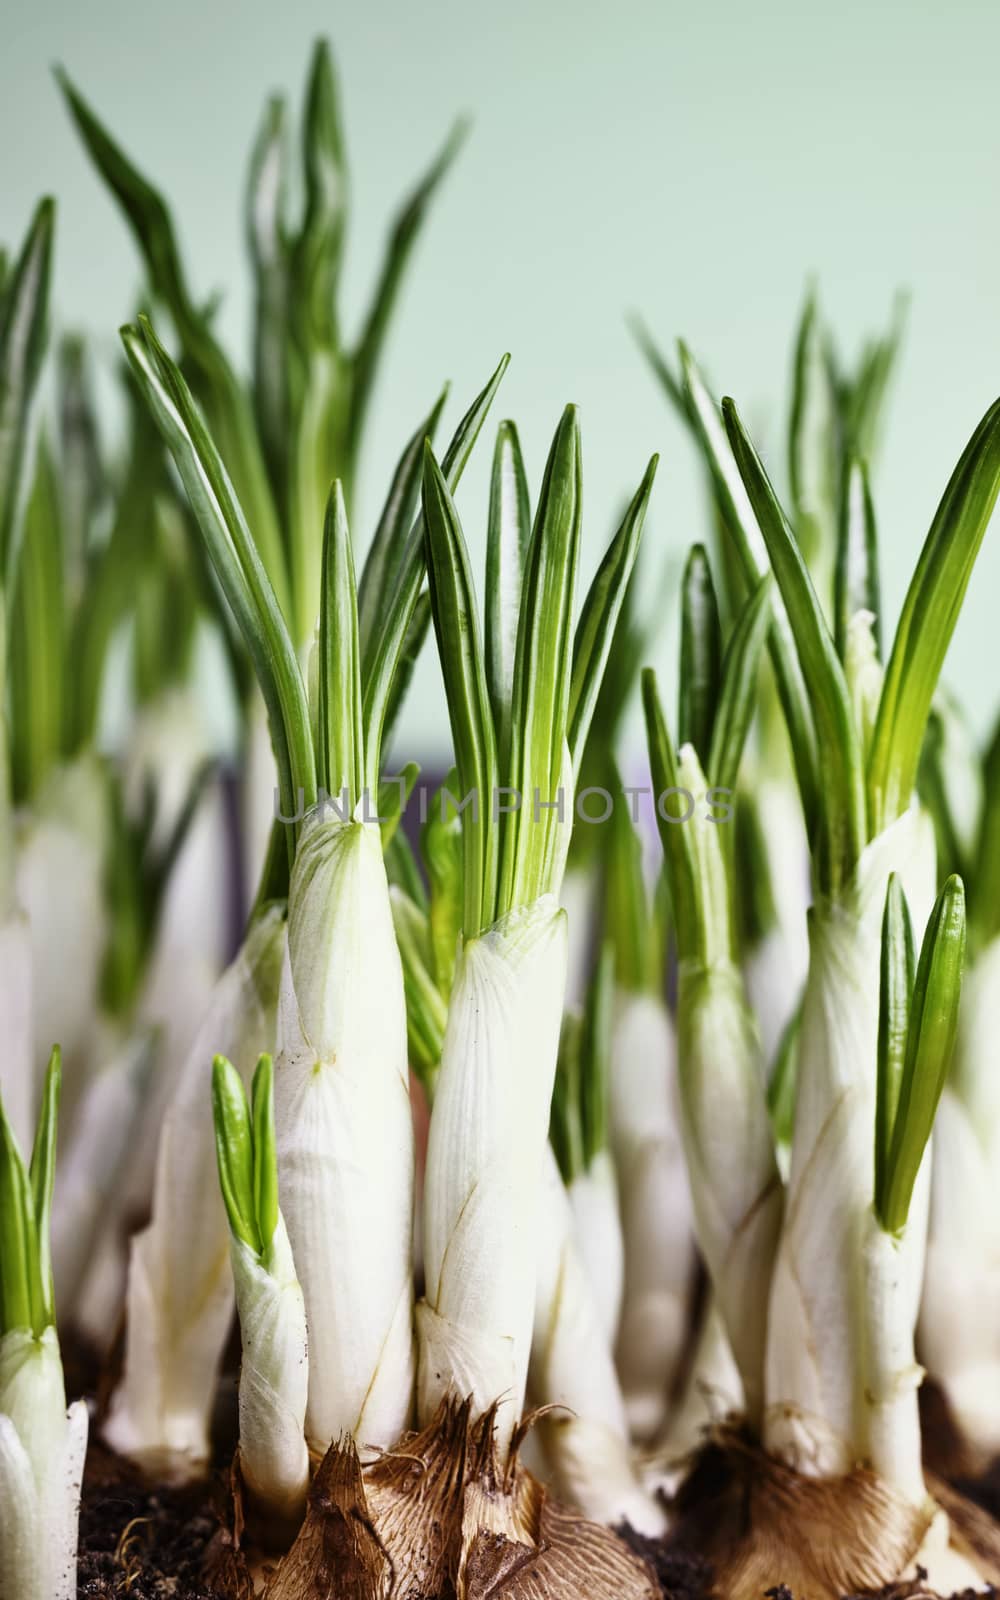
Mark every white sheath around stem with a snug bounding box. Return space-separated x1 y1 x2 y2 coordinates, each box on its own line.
567 1149 624 1348
609 988 696 1441
242 688 278 910
676 956 783 1424
0 908 33 1151
860 1201 929 1506
104 905 284 1471
0 1328 88 1600
275 810 414 1451
50 1028 150 1313
560 861 598 1012
418 895 567 1457
230 1224 309 1523
15 755 107 1102
529 1144 666 1535
764 806 936 1474
919 1083 1000 1460
659 1296 743 1470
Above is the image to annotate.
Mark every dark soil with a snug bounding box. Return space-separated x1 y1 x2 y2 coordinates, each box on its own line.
77 1445 237 1600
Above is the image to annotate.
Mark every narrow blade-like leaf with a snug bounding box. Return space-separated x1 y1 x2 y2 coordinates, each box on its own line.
421 444 498 934
486 420 531 765
707 575 772 794
678 542 722 762
868 399 1000 832
723 396 865 895
834 457 881 662
0 197 54 602
211 1054 261 1255
874 875 915 1217
879 875 966 1234
251 1054 279 1254
317 481 363 803
568 456 656 771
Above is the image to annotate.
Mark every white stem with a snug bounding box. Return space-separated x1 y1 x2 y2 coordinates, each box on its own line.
105 905 284 1472
275 812 414 1452
0 1329 88 1600
567 1150 624 1347
861 1207 927 1505
419 896 567 1457
230 1224 309 1522
764 806 936 1474
661 1297 743 1467
529 1146 666 1535
609 989 696 1441
676 956 783 1422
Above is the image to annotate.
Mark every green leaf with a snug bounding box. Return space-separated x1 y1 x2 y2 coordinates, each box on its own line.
841 295 906 463
121 317 315 849
377 761 419 852
788 289 838 598
67 380 166 753
642 667 699 960
292 41 347 347
550 1012 584 1184
578 942 614 1165
604 771 654 995
707 575 772 794
678 543 722 761
0 1098 34 1334
211 1054 262 1255
317 481 363 804
421 445 498 936
58 71 290 617
486 421 531 767
973 709 1000 946
358 386 448 662
246 94 291 504
722 396 865 896
390 886 448 1092
868 398 1000 833
348 118 467 468
629 312 689 425
874 874 915 1221
57 334 106 568
501 406 583 912
9 439 64 803
251 1054 279 1255
423 770 464 997
877 875 966 1235
834 458 881 662
384 822 428 911
361 354 509 791
678 344 819 834
0 197 54 608
29 1047 61 1329
767 1003 801 1146
567 454 656 770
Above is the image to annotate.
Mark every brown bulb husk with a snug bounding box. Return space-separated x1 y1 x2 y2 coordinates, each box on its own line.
662 1426 1000 1600
250 1395 658 1599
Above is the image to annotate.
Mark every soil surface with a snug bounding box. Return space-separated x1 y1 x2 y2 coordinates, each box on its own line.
77 1445 235 1600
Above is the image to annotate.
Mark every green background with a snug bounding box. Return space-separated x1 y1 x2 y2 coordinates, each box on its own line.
4 0 999 759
